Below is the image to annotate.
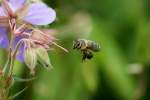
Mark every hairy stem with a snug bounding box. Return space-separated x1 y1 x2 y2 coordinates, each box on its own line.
10 38 25 77
3 29 14 77
1 19 16 99
8 19 16 77
2 27 14 77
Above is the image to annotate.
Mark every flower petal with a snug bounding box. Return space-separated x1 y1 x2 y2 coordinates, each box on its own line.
23 3 56 25
16 45 24 62
14 36 25 62
9 0 26 12
0 6 6 16
0 27 9 48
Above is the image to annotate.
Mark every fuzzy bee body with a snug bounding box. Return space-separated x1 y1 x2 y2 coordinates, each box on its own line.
73 39 100 61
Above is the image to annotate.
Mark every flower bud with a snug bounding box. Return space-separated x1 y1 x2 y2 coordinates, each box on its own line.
24 48 37 75
36 47 53 70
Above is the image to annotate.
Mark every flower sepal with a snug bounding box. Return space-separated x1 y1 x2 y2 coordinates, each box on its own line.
24 47 37 75
36 46 53 70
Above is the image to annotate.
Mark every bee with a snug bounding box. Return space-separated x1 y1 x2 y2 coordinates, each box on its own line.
73 39 100 61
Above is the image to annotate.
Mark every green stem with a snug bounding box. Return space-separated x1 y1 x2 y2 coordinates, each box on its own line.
2 17 17 77
10 39 23 77
1 33 14 100
9 55 15 77
8 32 15 77
10 87 28 99
0 90 8 100
2 32 14 77
1 18 18 100
2 50 11 76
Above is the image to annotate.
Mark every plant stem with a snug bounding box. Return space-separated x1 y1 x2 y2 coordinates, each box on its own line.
1 19 16 99
2 19 15 77
2 50 11 76
2 33 14 77
0 91 7 100
8 26 15 77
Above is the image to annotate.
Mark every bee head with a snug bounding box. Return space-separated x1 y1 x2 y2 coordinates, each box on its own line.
73 40 82 49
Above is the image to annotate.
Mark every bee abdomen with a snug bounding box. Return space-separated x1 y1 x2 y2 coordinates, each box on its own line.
89 42 100 52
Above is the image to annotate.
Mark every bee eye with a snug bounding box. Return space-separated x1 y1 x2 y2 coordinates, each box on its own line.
76 42 81 47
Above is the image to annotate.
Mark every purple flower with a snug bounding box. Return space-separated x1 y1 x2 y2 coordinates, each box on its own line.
23 3 56 25
0 0 56 61
0 26 9 48
0 0 56 25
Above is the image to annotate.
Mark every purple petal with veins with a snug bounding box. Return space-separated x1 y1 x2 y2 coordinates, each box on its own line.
23 3 56 25
8 0 26 12
0 27 9 48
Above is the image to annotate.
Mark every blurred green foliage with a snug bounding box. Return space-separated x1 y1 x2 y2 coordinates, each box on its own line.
1 0 150 100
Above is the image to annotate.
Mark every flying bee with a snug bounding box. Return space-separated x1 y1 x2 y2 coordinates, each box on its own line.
73 39 100 61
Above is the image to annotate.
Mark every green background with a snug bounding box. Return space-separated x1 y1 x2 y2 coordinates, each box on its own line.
1 0 150 100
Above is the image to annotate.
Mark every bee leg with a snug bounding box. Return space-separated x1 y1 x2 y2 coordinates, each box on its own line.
86 51 93 59
82 53 87 62
82 50 88 62
87 53 93 59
